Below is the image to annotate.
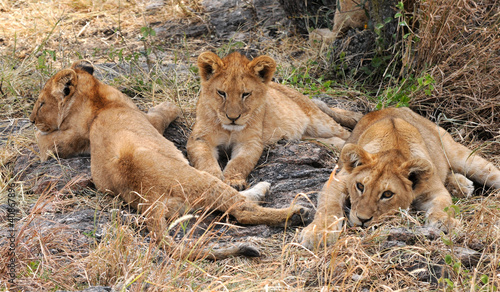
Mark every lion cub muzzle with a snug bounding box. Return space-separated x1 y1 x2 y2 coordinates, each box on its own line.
226 113 241 123
352 214 373 228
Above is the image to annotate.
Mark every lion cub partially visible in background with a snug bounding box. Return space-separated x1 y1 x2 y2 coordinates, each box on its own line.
309 0 368 45
187 51 361 190
300 107 500 249
30 60 310 259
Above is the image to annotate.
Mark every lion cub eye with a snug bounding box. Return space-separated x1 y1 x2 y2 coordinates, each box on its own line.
356 182 364 193
216 90 226 99
242 92 251 99
39 102 45 108
381 191 394 200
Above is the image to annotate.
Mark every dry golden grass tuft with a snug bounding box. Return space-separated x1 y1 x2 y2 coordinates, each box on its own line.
411 0 500 139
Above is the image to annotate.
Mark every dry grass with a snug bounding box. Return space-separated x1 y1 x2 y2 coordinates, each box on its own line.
1 0 500 291
411 0 500 140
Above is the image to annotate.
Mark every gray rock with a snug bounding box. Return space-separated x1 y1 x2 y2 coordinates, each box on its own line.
155 20 210 39
145 0 164 11
451 246 487 268
202 0 289 39
329 29 377 78
14 149 92 195
385 226 441 245
277 0 337 35
0 118 31 143
12 119 332 239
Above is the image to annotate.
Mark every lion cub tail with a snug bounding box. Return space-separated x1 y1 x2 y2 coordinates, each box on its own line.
312 99 363 129
165 239 260 261
198 243 260 260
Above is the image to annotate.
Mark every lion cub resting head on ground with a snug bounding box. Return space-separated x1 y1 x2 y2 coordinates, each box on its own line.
300 107 500 249
30 60 310 259
187 51 361 190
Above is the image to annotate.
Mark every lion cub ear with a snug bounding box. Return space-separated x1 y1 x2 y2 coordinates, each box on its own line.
340 144 373 173
71 60 94 75
247 55 276 83
198 52 224 81
400 158 433 190
51 69 78 100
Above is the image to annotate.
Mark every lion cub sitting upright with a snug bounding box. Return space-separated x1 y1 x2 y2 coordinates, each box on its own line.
30 60 310 259
187 51 361 190
300 107 500 249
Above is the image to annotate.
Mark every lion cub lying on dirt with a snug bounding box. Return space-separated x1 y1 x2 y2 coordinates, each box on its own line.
187 51 361 190
30 60 309 259
300 107 500 249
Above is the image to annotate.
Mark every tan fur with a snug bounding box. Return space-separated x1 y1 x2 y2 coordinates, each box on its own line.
187 51 360 190
30 60 309 260
309 0 368 46
300 107 500 249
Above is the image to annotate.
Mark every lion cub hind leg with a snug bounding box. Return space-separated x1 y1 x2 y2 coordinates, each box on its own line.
232 203 311 227
441 132 500 189
312 99 363 129
190 171 310 226
238 181 270 203
303 101 352 148
146 101 181 134
446 172 474 198
305 136 347 151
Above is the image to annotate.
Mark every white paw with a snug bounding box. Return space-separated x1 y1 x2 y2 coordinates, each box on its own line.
299 217 344 250
447 173 474 198
239 181 270 203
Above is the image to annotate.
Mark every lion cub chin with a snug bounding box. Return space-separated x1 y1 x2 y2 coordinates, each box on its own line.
30 60 311 260
300 107 500 250
187 51 361 190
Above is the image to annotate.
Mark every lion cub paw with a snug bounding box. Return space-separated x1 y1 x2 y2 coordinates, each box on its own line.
239 181 270 203
427 213 459 233
285 205 312 227
225 177 248 191
149 101 181 117
446 173 474 198
299 218 343 250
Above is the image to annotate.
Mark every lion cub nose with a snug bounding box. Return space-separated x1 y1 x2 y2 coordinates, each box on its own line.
357 215 373 227
226 114 241 122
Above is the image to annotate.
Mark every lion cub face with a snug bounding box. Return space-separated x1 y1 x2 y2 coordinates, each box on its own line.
30 69 79 134
197 51 276 131
341 144 433 227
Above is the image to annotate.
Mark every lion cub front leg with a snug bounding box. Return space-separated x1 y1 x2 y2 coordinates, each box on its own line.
416 180 458 233
223 140 265 190
186 136 223 180
300 172 347 250
36 129 89 161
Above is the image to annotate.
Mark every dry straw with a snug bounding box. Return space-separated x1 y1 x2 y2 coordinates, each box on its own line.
412 0 500 140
